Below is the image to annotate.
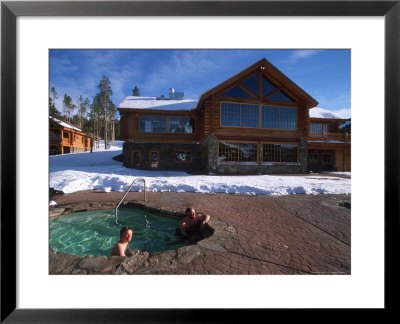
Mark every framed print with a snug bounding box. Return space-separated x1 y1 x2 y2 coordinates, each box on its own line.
1 0 399 321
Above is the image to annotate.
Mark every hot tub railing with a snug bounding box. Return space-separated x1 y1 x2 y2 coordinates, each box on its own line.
115 178 147 224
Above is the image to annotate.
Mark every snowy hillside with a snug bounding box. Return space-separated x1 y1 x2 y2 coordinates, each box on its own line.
49 141 351 197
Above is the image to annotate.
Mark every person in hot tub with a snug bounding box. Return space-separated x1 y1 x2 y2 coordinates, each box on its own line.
111 226 148 257
178 207 211 240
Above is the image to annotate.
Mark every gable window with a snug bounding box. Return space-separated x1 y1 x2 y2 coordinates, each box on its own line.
241 74 259 96
262 76 276 97
268 90 294 102
140 116 194 133
263 143 298 162
220 72 296 103
220 86 253 99
218 141 258 163
311 123 328 133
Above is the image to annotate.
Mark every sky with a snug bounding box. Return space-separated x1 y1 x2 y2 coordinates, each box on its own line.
49 49 351 119
49 141 350 197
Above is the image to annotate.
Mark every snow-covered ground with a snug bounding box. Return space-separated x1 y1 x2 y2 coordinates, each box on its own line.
49 141 351 197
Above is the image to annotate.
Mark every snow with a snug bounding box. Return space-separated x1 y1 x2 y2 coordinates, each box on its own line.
49 141 351 197
118 96 198 111
50 116 82 132
309 107 346 119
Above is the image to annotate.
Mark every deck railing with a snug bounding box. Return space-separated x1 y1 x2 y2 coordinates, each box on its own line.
309 132 350 143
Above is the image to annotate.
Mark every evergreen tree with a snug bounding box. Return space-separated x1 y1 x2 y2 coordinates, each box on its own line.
49 97 62 119
97 76 113 149
339 118 351 134
89 94 102 143
51 86 58 101
62 94 73 122
77 95 90 128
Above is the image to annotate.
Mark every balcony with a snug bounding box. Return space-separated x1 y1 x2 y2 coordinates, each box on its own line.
309 132 350 143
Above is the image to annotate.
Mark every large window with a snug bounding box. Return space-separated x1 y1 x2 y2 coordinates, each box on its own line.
140 116 194 133
261 106 296 130
218 142 258 163
262 143 298 163
221 102 296 130
221 103 259 128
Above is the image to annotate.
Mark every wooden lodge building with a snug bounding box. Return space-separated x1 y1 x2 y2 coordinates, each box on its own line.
49 117 94 155
118 58 350 174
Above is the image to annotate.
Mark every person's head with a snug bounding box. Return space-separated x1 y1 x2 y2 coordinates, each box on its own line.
120 226 133 242
185 207 196 219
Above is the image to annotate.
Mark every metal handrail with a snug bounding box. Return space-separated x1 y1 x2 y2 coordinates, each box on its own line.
115 178 147 224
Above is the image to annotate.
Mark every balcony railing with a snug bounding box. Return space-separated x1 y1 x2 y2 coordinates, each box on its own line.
62 137 71 145
309 132 350 143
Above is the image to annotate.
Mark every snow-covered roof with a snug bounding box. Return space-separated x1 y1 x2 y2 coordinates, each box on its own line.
50 116 82 132
309 107 346 120
118 96 198 111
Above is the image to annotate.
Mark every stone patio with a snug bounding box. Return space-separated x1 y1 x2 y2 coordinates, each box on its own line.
49 190 351 275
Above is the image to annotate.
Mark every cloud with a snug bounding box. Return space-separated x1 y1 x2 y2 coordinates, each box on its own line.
285 50 320 64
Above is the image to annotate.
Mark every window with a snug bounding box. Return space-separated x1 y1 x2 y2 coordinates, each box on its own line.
50 131 61 141
174 150 192 162
279 108 297 130
262 76 276 97
263 143 298 162
140 116 167 133
169 117 195 133
221 103 240 126
268 90 294 102
221 103 296 130
220 86 253 99
241 74 259 96
140 116 194 133
261 106 296 130
261 106 279 129
218 142 257 163
221 103 259 128
240 104 259 127
63 131 69 139
311 123 328 133
238 143 258 162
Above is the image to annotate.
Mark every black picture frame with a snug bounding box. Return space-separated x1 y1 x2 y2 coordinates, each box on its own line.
1 0 399 322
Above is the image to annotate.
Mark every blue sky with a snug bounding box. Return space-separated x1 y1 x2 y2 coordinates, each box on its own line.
49 49 351 118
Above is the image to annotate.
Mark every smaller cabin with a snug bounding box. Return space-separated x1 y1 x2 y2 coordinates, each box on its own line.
49 117 94 155
308 107 350 172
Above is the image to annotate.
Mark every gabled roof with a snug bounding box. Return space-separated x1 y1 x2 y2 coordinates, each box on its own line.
309 107 347 120
196 58 318 109
118 96 198 111
50 116 83 132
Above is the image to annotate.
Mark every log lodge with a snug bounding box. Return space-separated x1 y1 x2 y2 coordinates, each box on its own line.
118 58 350 174
49 117 94 155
